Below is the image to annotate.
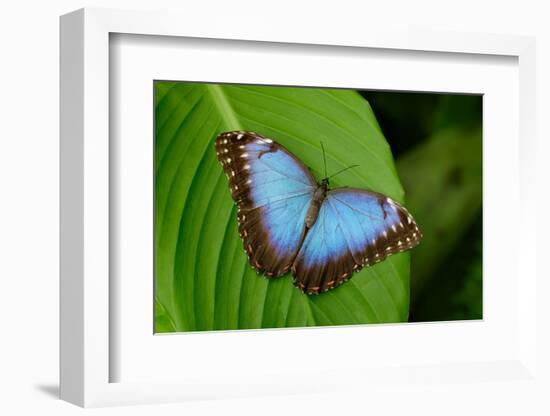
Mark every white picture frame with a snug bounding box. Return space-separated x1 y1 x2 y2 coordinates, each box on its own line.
60 7 538 408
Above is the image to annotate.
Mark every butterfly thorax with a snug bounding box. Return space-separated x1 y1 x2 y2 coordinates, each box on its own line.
305 178 329 228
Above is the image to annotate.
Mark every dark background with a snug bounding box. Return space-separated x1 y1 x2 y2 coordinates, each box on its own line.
360 91 483 321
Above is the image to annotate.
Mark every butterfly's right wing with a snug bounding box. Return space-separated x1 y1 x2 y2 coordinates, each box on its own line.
292 188 421 294
216 131 316 277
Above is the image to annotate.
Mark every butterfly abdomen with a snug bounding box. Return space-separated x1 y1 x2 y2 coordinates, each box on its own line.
305 183 328 228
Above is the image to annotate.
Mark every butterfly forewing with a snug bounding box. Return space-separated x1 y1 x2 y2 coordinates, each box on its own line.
215 131 316 277
292 188 421 294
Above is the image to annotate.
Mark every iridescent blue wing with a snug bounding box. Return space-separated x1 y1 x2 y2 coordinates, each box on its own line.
292 188 421 294
216 131 316 277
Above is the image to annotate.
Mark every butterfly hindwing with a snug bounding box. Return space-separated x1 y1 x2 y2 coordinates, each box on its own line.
215 131 316 277
292 188 421 294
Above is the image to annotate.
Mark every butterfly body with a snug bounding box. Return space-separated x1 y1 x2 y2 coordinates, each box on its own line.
215 131 421 295
305 179 328 228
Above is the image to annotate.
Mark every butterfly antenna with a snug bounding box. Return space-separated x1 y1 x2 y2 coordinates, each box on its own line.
320 142 327 179
329 165 360 179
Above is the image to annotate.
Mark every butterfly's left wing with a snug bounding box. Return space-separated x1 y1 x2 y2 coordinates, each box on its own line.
292 188 421 294
216 131 317 277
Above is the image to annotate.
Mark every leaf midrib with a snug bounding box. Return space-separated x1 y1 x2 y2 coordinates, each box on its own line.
207 84 243 130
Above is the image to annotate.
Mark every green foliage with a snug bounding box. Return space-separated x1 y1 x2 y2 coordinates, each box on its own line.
409 218 482 321
396 127 482 297
451 238 482 319
155 82 411 332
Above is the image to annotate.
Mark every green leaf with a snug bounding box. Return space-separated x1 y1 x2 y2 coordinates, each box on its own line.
155 82 410 332
154 296 176 333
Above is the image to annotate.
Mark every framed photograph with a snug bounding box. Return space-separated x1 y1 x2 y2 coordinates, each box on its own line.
60 8 538 407
152 80 477 334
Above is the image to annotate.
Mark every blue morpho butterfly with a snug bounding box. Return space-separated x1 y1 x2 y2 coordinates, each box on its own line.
216 131 422 295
